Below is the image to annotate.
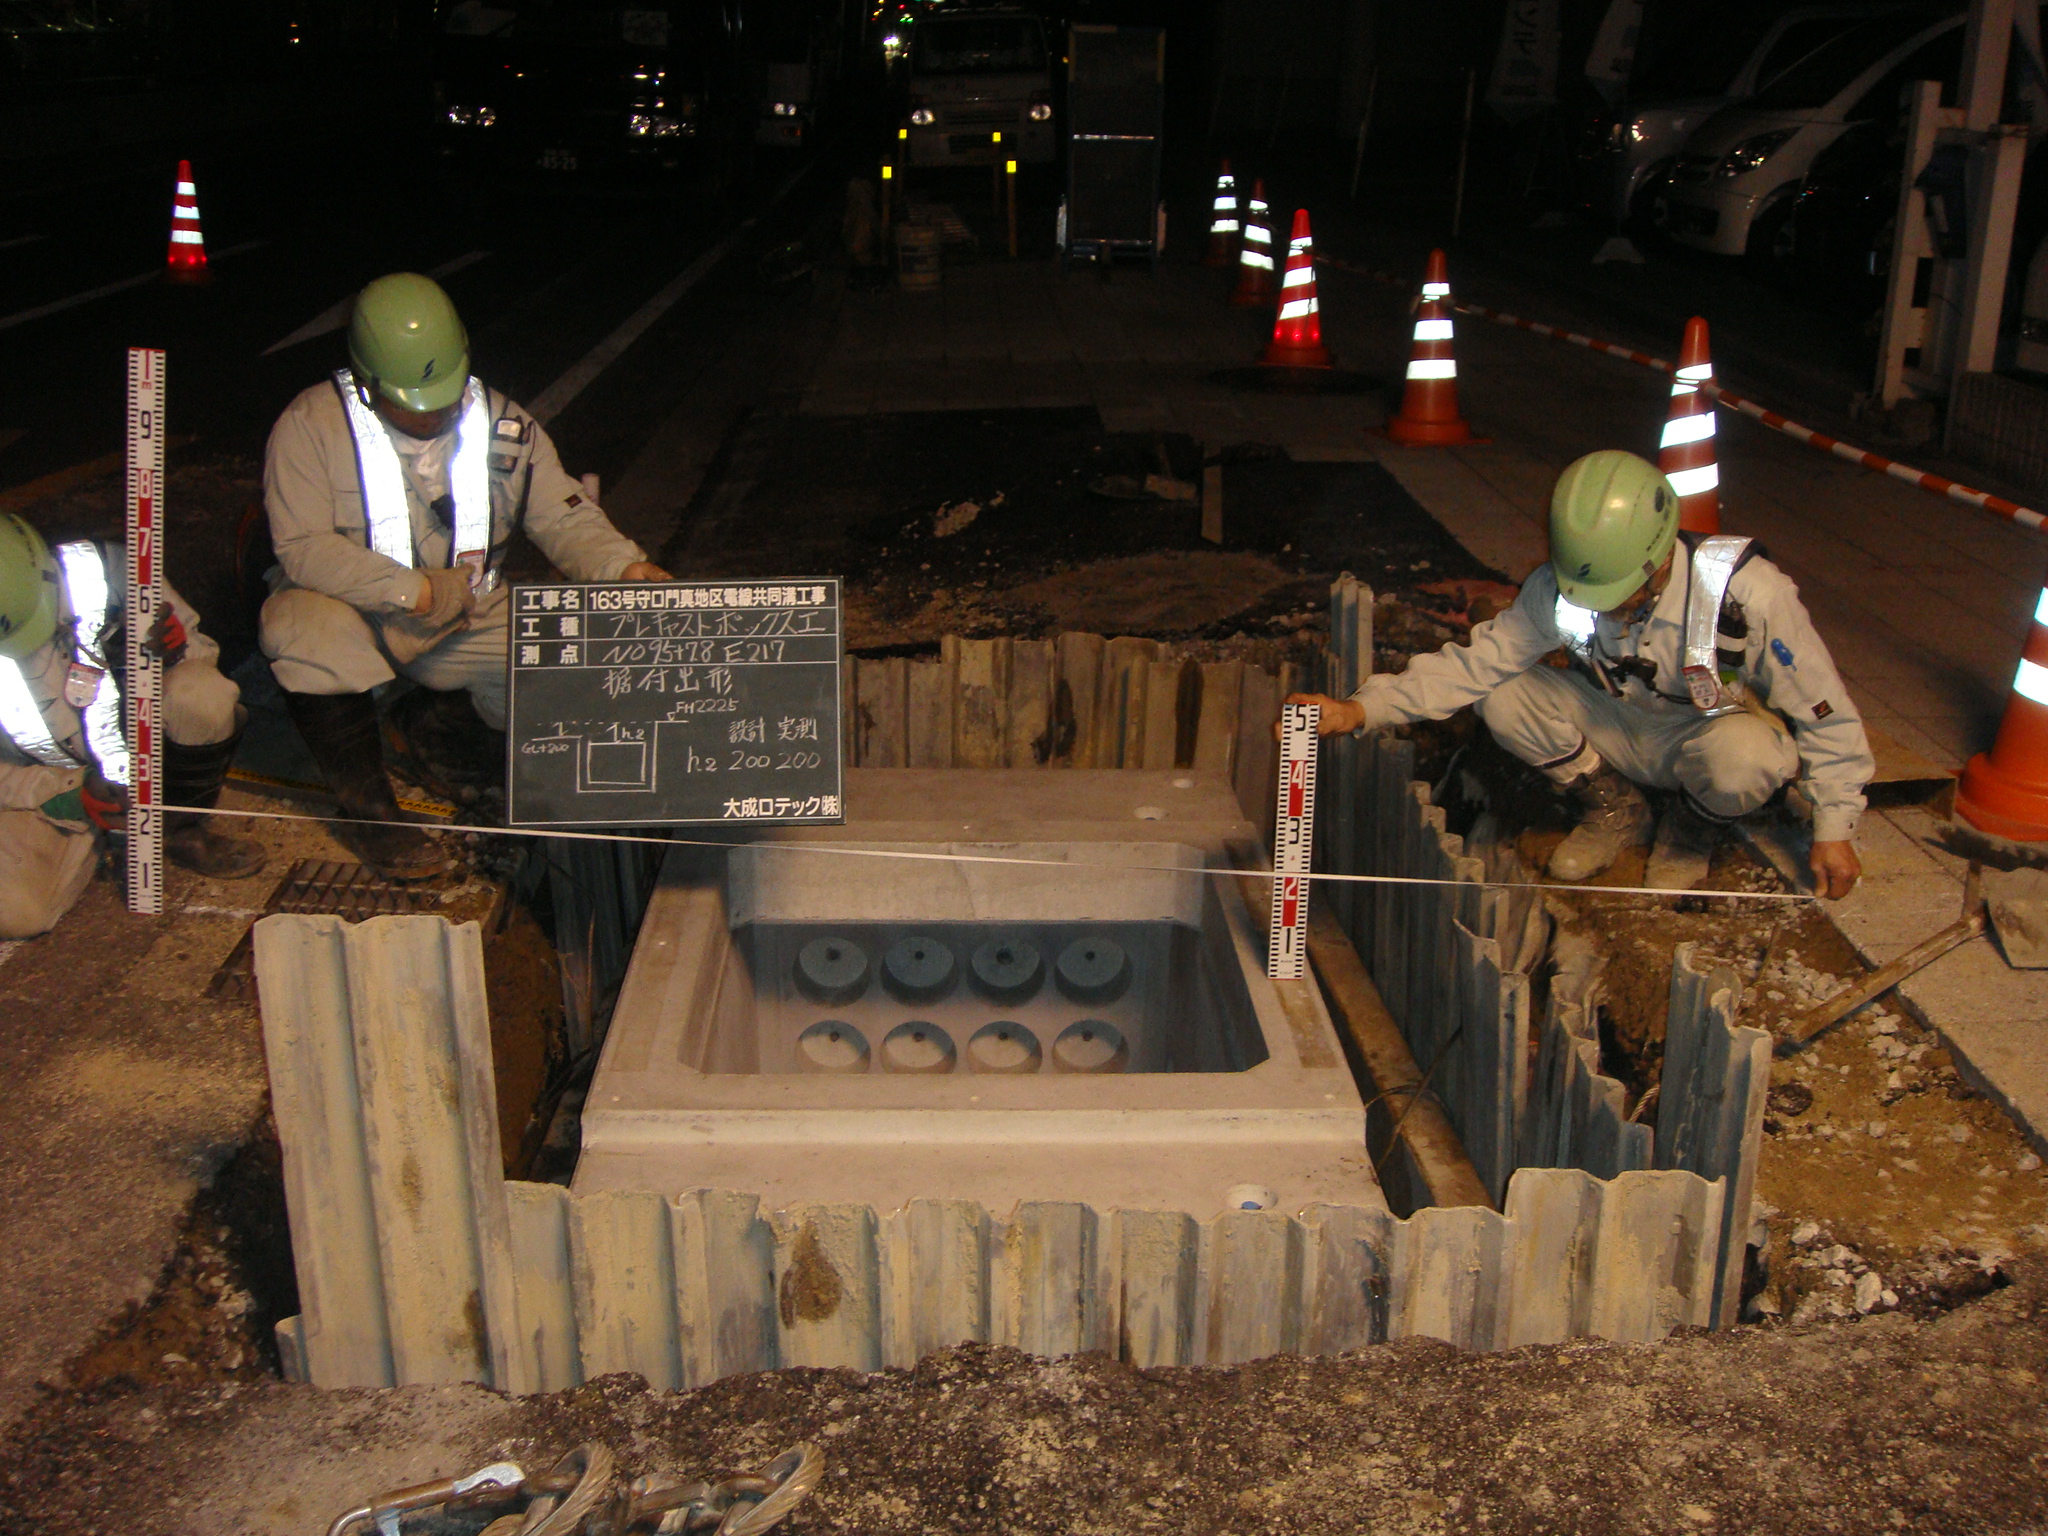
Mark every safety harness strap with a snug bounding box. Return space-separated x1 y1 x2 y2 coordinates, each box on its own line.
331 371 495 592
0 541 126 776
1681 534 1752 714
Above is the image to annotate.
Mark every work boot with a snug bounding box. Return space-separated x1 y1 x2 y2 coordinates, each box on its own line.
163 709 267 880
1547 765 1653 882
383 686 506 804
283 690 449 882
1645 798 1723 892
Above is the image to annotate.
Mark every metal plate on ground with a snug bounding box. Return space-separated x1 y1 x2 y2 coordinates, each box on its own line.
206 859 443 1002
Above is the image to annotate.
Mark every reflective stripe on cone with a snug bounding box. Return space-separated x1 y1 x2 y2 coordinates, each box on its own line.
1260 208 1332 368
1229 179 1277 305
1385 248 1477 445
166 158 207 281
1958 573 2048 839
1205 159 1239 267
1658 317 1720 533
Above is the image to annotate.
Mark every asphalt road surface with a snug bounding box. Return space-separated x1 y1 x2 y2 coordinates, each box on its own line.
0 128 829 506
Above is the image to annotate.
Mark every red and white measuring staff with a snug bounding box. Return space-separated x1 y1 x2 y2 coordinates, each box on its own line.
1268 701 1319 979
125 348 166 915
1318 253 2048 535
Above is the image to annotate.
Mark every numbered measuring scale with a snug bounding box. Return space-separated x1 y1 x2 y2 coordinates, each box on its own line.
1267 701 1319 979
124 348 167 915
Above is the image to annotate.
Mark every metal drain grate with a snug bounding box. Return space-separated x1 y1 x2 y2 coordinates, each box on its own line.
207 859 440 1002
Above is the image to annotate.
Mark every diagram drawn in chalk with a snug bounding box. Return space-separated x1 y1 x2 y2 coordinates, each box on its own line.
582 723 654 792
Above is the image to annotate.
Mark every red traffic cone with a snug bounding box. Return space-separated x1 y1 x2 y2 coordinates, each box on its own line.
1385 250 1476 445
1957 572 2048 840
1659 317 1720 533
166 160 207 283
1261 209 1332 368
1228 178 1276 306
1205 159 1239 267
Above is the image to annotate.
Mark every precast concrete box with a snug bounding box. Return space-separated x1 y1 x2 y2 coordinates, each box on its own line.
579 770 1385 1217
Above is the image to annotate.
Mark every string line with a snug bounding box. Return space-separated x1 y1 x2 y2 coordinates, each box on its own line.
165 801 1814 903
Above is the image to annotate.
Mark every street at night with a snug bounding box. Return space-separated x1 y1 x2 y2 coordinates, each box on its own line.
2 1 2047 1531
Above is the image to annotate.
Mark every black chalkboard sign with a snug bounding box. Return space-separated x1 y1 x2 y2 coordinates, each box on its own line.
505 577 843 827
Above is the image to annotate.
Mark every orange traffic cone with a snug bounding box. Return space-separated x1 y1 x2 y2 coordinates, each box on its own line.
165 159 207 283
1957 573 2048 840
1205 159 1239 267
1228 178 1276 306
1385 250 1476 445
1659 317 1720 533
1261 209 1332 368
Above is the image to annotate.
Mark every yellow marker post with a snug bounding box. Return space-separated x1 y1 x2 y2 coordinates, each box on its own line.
1005 159 1018 258
880 158 894 235
991 131 1004 215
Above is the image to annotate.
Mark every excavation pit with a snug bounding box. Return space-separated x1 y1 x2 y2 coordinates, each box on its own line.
579 770 1383 1217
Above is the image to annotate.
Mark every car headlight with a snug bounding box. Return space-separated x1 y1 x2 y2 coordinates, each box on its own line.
1028 101 1052 121
909 106 934 125
446 105 496 128
1627 117 1648 145
772 101 800 116
1717 128 1796 181
629 112 685 138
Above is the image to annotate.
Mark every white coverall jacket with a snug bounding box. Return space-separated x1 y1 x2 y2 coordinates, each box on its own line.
0 546 238 939
260 379 648 728
1352 539 1875 845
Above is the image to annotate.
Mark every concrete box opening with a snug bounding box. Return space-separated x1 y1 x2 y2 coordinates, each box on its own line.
577 771 1379 1216
687 847 1270 1076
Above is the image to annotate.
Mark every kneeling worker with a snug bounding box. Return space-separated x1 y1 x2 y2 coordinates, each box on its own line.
0 515 263 938
262 272 669 878
1290 450 1871 897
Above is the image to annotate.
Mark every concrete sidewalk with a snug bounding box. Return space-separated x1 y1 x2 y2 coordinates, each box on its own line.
793 230 2048 1152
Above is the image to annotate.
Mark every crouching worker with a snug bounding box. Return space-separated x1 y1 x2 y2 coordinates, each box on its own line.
1288 450 1872 897
0 515 263 937
261 272 670 880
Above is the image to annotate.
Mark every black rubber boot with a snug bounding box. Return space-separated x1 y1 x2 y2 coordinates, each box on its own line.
283 690 449 882
384 686 506 804
164 710 267 880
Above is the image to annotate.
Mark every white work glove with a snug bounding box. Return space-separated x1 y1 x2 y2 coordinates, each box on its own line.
416 567 479 629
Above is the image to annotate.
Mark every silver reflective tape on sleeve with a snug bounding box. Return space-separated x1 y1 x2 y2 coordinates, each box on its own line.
1683 535 1749 714
0 657 80 768
333 369 418 569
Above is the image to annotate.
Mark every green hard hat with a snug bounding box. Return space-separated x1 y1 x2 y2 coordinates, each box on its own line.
0 514 59 661
347 272 471 412
1549 450 1681 612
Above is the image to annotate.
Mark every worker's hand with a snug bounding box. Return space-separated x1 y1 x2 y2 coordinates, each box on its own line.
1273 692 1367 741
415 568 478 629
143 606 188 667
1810 839 1861 900
81 769 127 833
620 562 672 582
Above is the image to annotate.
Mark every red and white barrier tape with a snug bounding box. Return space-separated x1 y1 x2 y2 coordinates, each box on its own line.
1319 254 2048 535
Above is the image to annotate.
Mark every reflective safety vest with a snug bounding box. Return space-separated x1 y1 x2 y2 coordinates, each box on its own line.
332 370 497 596
1555 534 1755 716
0 540 130 785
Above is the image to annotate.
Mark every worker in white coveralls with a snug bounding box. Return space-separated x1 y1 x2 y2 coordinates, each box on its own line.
262 272 669 880
0 515 264 938
1288 450 1872 898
